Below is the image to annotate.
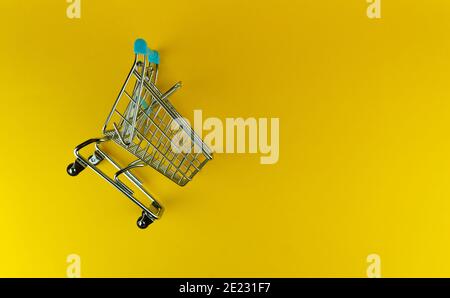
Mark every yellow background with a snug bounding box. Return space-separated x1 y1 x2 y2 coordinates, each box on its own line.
0 0 450 277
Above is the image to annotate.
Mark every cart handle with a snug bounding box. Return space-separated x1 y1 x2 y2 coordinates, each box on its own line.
134 38 148 55
148 49 160 65
134 38 160 65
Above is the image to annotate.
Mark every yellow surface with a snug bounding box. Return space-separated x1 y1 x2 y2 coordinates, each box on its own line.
1 0 450 277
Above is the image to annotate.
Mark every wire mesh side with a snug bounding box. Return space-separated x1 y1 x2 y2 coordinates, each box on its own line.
103 59 212 186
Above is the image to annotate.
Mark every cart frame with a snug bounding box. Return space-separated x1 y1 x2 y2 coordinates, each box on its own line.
67 39 213 229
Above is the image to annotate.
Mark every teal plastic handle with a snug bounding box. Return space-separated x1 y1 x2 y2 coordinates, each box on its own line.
134 38 160 65
134 39 148 55
147 49 160 65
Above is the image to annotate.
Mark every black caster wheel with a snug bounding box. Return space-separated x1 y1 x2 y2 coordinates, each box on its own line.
88 152 104 166
66 160 86 176
137 212 154 229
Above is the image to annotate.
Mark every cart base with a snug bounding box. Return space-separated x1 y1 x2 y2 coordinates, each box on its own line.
67 137 164 229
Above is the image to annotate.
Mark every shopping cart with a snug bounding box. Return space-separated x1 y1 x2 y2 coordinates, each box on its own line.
66 39 213 229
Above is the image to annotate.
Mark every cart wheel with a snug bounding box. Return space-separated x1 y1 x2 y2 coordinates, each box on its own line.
88 152 104 166
66 160 86 176
137 212 154 229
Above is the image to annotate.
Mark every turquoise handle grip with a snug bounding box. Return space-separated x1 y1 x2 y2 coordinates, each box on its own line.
134 38 160 65
134 39 148 55
147 49 160 64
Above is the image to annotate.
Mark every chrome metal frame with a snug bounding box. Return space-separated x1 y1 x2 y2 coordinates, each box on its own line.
68 41 213 228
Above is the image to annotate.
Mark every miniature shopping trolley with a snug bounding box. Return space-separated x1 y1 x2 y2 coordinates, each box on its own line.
67 39 213 229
